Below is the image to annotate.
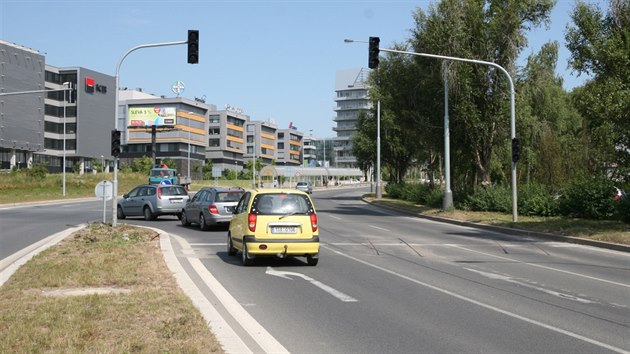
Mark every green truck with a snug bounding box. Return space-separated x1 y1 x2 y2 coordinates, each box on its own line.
148 167 191 189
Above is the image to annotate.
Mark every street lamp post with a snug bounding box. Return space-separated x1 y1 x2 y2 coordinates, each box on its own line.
101 155 104 173
187 112 192 179
344 39 518 221
253 135 257 187
62 82 70 197
324 139 327 167
376 100 382 199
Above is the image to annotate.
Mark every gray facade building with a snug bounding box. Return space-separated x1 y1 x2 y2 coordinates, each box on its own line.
1 41 46 167
1 40 115 172
333 68 372 168
276 128 303 166
206 108 248 172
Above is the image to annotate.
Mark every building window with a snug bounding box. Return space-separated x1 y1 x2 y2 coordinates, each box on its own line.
227 116 244 126
209 115 220 123
209 139 220 147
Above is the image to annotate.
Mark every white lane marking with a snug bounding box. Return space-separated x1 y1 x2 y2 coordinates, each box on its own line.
464 268 596 304
266 267 358 302
449 244 630 288
169 234 290 354
327 214 342 220
322 245 630 354
548 243 630 255
188 243 225 246
368 225 390 232
158 233 252 354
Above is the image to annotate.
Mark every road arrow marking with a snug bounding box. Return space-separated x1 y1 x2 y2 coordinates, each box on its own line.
266 267 358 302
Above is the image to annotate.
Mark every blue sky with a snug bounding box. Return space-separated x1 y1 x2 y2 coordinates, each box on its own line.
1 0 606 138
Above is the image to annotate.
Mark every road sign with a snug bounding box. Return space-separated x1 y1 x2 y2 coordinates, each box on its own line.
95 180 113 201
212 167 222 178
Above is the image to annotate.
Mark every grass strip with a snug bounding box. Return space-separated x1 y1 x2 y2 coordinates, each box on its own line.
0 223 223 353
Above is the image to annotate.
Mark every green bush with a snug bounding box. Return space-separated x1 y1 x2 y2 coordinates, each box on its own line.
385 182 442 206
616 194 630 223
26 163 48 180
385 183 405 199
461 184 511 213
518 183 559 217
558 178 617 219
426 188 444 208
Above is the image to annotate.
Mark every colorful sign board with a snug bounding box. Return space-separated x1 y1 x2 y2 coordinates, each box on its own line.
128 106 177 127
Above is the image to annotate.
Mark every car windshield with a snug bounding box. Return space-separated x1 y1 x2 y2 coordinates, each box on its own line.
150 169 173 177
254 193 311 215
160 186 186 196
216 191 244 202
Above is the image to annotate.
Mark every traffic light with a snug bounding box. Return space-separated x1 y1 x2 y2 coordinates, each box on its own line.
111 129 121 157
187 30 199 64
368 36 380 69
511 137 520 163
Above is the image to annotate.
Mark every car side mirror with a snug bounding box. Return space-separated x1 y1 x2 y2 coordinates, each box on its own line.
123 194 129 199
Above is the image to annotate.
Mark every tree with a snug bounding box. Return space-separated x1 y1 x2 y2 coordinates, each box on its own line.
201 160 214 180
408 0 555 189
517 41 584 187
366 42 441 184
565 0 630 181
132 156 154 174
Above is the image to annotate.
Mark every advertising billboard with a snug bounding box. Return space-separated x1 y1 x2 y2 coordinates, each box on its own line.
128 106 177 127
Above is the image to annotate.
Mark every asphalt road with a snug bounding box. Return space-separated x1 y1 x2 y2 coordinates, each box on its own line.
1 188 629 353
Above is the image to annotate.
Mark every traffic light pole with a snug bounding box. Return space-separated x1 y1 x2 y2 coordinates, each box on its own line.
345 39 518 222
112 40 186 227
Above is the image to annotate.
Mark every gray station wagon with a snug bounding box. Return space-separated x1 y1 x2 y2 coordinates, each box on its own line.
117 184 189 221
296 181 313 194
181 187 245 230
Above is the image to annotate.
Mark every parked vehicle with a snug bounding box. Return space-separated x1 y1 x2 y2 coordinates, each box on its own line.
296 181 313 194
613 187 626 201
181 187 245 230
117 184 189 221
148 167 191 190
228 189 319 266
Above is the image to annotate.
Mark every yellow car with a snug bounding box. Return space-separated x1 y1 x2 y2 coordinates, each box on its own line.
228 188 319 266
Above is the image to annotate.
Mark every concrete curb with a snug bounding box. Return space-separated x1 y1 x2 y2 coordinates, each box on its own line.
363 198 630 253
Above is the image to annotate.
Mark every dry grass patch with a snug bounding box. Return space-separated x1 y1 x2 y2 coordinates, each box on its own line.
0 223 223 353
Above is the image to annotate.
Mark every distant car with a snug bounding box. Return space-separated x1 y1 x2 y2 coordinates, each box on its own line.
296 181 313 194
228 188 319 266
117 184 189 221
181 187 245 230
613 187 626 201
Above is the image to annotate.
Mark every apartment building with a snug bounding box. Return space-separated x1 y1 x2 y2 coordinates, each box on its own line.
118 90 215 178
333 68 372 168
245 120 277 166
302 135 317 167
276 128 303 166
206 108 248 173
